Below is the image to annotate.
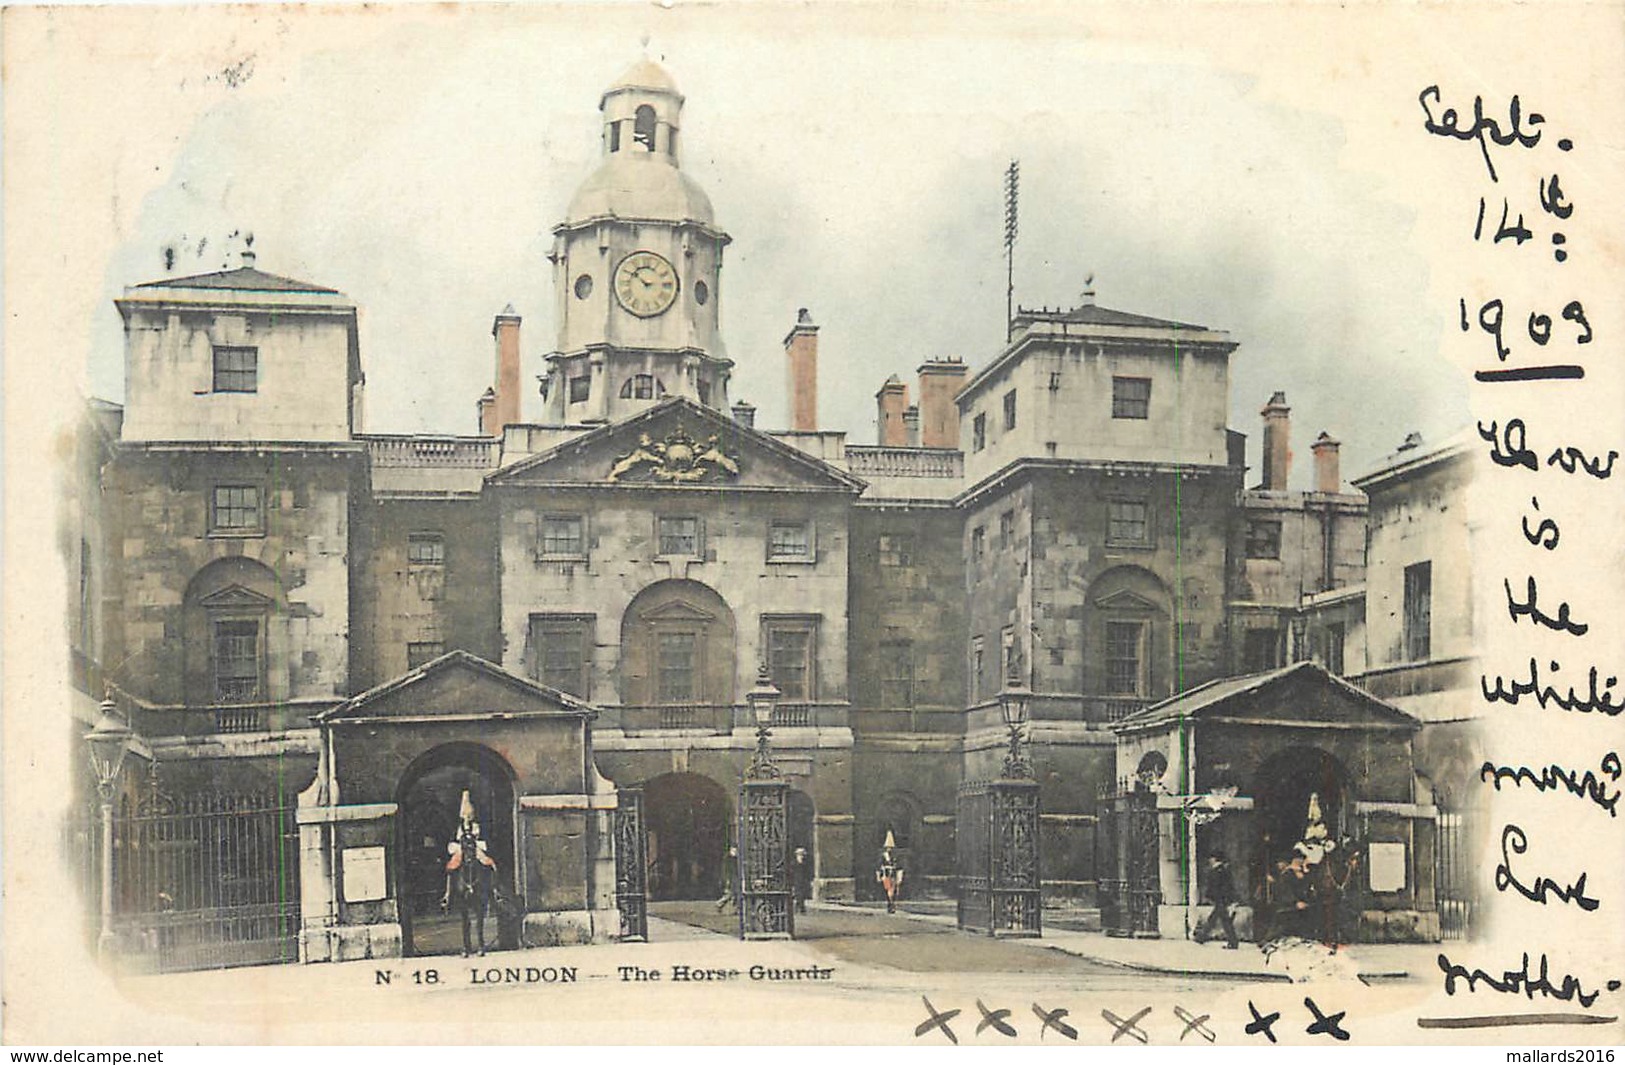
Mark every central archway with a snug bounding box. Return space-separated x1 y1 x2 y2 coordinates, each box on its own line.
645 772 730 900
396 743 518 957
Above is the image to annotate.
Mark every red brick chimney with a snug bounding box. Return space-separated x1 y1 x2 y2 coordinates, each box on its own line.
477 387 498 437
1312 431 1341 493
917 357 967 448
784 308 819 432
1260 391 1292 490
492 304 522 429
876 376 909 446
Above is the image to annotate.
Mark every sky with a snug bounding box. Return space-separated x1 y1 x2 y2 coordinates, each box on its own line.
59 5 1477 486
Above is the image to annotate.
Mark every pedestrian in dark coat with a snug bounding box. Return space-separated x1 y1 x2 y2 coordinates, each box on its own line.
1193 852 1240 948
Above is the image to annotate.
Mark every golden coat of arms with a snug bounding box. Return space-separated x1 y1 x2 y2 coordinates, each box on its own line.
607 423 741 483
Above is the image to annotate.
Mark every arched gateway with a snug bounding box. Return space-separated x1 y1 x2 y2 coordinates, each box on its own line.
300 652 620 961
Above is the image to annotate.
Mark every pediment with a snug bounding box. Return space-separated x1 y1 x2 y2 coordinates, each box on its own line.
639 598 716 623
199 583 274 610
1115 662 1419 734
1093 588 1161 612
488 397 866 493
317 650 593 724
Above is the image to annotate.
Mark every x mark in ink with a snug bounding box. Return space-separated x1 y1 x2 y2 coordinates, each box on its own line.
975 999 1016 1038
1031 1003 1078 1041
915 996 961 1044
1304 996 1350 1041
1174 1004 1216 1043
1246 1000 1281 1043
1102 1006 1153 1043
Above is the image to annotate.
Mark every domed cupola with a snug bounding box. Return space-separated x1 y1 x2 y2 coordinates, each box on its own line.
545 59 733 425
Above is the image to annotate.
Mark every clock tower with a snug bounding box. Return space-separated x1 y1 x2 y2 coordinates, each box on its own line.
543 59 733 424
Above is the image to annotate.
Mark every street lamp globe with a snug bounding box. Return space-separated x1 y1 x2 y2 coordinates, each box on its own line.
86 695 133 798
999 676 1032 730
746 664 781 728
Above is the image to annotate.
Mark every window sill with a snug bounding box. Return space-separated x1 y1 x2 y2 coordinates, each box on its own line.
208 529 266 540
1104 540 1155 551
535 552 589 564
766 555 816 566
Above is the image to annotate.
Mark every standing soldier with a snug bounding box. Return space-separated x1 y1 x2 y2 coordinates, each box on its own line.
716 844 739 913
792 847 812 914
876 834 904 914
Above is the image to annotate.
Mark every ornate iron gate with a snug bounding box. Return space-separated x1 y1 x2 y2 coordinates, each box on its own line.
1434 790 1475 940
1097 786 1161 937
956 779 1041 937
737 778 793 939
111 787 300 971
614 784 649 941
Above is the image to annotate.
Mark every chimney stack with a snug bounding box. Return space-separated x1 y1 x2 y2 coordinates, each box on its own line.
784 308 819 432
903 404 921 446
876 376 909 446
492 304 522 430
1260 391 1292 490
478 387 498 437
917 357 968 448
1311 431 1341 493
240 247 257 270
731 400 756 429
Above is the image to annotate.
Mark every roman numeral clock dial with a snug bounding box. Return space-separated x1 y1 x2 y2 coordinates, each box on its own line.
614 250 679 317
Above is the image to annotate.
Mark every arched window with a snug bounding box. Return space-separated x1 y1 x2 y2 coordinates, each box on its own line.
619 374 665 401
620 580 736 706
633 105 657 152
1084 565 1172 703
182 557 283 705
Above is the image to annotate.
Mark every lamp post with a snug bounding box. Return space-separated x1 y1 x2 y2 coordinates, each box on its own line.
85 693 133 959
738 665 792 939
999 673 1033 780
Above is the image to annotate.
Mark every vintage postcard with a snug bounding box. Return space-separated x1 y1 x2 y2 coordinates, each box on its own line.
4 1 1622 1048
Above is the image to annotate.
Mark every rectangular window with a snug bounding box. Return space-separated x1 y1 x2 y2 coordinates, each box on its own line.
1404 561 1432 661
999 510 1014 549
1321 622 1346 675
971 525 985 562
766 620 816 701
1243 628 1280 673
768 520 812 561
1002 389 1018 431
407 641 444 669
1107 499 1150 545
211 485 262 534
539 515 585 558
568 375 591 404
972 412 987 452
971 636 986 703
1105 621 1144 696
407 533 444 565
1112 376 1152 419
880 639 915 709
1245 519 1283 559
658 516 701 557
879 534 914 568
656 631 698 703
529 614 591 697
213 619 260 703
212 345 258 393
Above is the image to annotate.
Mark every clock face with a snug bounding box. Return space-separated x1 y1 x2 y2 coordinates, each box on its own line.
614 251 679 318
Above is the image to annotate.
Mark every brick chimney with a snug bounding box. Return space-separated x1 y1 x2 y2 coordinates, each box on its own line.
1260 391 1292 490
784 308 819 432
903 404 921 447
492 304 522 429
731 400 756 429
1311 431 1341 493
876 376 909 446
917 357 968 448
477 387 498 437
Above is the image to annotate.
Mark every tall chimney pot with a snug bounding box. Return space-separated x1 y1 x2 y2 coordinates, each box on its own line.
492 305 522 430
1311 431 1341 493
876 376 909 446
784 308 819 432
1260 391 1292 490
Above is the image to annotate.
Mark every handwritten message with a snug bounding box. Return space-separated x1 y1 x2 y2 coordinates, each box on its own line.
1419 83 1620 1029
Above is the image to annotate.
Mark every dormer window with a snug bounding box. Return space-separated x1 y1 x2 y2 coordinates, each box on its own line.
620 374 665 401
213 345 258 393
633 105 657 151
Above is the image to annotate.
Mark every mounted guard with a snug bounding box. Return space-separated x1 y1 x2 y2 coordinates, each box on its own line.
442 790 498 957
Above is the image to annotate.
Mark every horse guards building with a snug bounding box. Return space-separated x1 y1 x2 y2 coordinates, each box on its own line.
64 60 1482 969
